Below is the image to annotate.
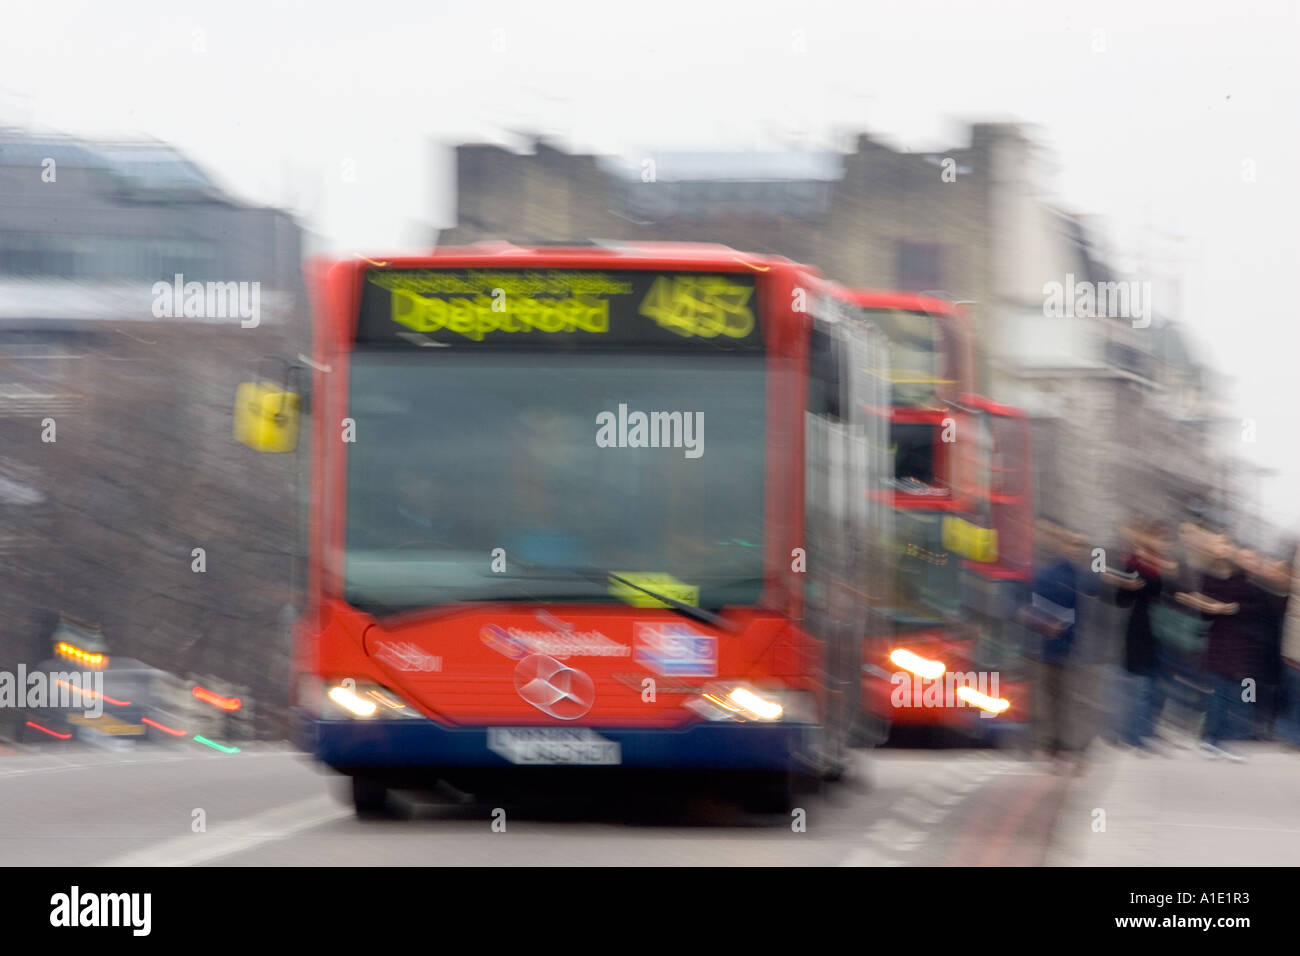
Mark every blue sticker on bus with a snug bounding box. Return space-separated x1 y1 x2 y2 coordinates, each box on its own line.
634 623 717 677
480 625 528 660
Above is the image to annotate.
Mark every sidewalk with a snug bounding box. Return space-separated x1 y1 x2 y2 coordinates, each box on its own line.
1049 739 1300 865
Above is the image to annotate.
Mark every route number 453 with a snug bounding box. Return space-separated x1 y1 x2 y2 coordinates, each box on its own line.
638 275 755 339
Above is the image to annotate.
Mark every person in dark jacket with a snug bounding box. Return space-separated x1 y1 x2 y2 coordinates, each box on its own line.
1116 522 1177 749
1238 549 1290 739
1150 520 1217 742
1024 520 1135 763
1178 534 1251 760
1279 547 1300 748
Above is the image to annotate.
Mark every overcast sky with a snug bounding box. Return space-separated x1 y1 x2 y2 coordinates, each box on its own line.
4 0 1299 530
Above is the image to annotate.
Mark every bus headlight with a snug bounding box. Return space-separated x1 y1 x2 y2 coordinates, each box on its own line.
299 678 425 719
954 685 1012 715
889 648 945 680
724 687 783 720
687 685 815 723
329 684 377 717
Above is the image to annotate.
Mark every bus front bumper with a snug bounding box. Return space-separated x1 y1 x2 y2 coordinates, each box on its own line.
294 713 811 772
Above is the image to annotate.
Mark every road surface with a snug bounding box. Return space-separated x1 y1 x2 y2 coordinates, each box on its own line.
0 742 1294 866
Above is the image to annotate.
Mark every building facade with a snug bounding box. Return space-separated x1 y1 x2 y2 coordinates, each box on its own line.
0 129 307 738
440 124 1236 547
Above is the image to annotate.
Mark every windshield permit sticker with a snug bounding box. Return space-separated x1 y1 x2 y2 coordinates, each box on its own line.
634 623 717 677
609 572 700 609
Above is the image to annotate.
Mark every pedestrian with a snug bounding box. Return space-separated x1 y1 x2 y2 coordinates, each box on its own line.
1116 521 1176 751
1020 520 1134 768
1146 520 1215 744
1275 545 1300 749
1178 534 1252 761
1238 547 1290 739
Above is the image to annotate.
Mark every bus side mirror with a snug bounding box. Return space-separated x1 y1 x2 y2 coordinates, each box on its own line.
234 363 303 453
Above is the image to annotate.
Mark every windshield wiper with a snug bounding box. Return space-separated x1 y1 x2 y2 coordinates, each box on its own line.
502 560 736 632
604 570 734 631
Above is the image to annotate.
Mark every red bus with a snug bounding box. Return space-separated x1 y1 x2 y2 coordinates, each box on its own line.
841 289 1031 743
247 242 892 814
954 394 1035 744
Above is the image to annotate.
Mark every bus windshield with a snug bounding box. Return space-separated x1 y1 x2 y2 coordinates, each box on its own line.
343 350 767 613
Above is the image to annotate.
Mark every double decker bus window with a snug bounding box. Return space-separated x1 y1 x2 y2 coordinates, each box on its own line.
990 414 1027 497
806 326 845 421
892 421 937 485
865 308 944 408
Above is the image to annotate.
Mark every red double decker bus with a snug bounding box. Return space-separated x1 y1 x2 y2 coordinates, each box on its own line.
260 242 891 814
842 289 1032 743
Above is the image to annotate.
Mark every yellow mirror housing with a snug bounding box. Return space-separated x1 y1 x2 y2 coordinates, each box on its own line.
234 380 300 453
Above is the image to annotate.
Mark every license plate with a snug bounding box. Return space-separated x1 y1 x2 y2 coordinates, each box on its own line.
487 727 621 766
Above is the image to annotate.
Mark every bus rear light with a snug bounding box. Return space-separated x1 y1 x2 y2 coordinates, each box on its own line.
889 648 945 680
954 685 1011 714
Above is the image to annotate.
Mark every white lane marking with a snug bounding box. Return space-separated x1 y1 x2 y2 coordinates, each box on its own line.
932 788 969 807
102 795 349 867
839 846 903 867
0 750 287 780
987 769 1056 776
892 795 947 826
895 825 930 846
865 820 929 848
1157 822 1300 834
838 822 929 867
947 774 987 794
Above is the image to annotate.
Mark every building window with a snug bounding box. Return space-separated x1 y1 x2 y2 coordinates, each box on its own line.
896 241 944 292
